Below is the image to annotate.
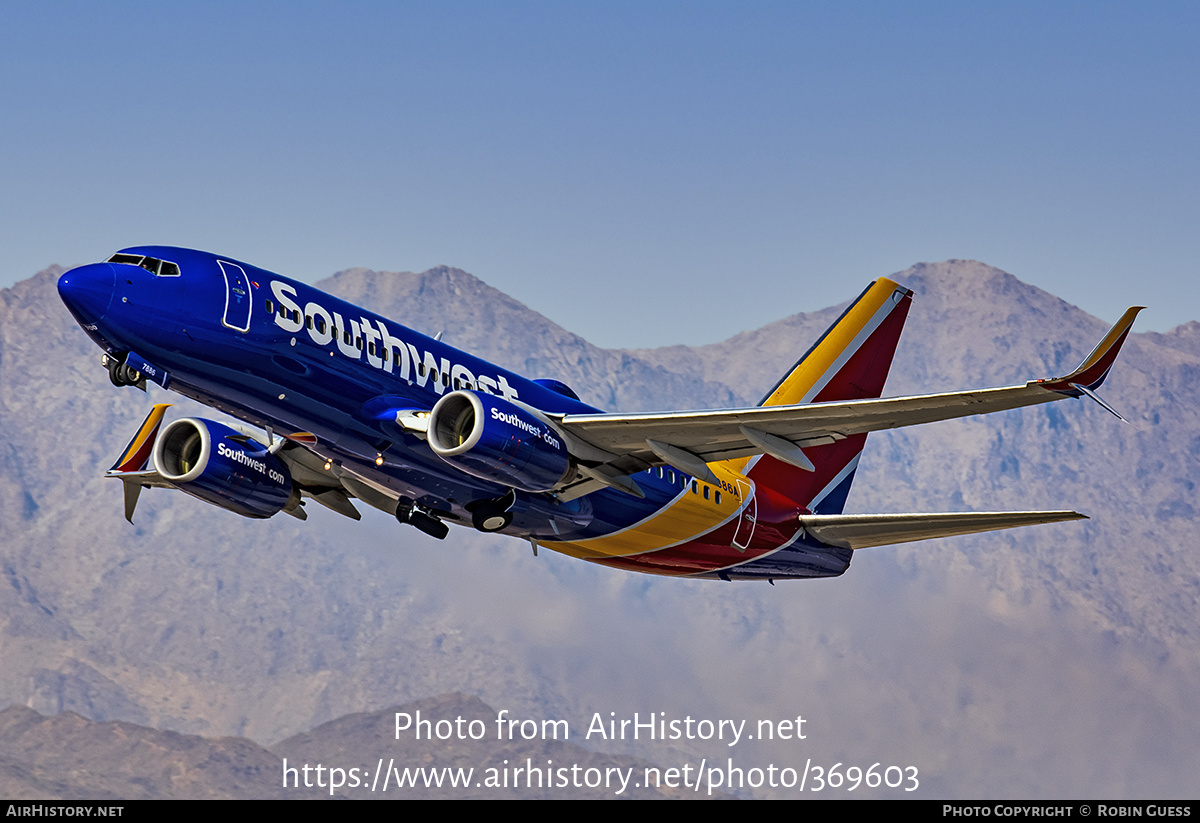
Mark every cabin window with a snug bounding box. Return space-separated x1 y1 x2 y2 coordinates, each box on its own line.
715 491 722 505
703 485 710 500
305 315 313 330
356 337 363 351
265 299 274 314
691 480 698 494
315 317 327 334
418 364 426 377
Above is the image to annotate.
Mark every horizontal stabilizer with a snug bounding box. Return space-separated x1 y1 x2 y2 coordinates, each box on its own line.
797 510 1087 549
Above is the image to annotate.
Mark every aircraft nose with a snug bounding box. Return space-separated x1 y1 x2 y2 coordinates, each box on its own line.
58 263 115 325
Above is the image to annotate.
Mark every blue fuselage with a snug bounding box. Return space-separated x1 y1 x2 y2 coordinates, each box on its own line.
57 246 692 541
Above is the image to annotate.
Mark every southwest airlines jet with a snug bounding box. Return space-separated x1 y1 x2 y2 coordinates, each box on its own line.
57 247 1141 581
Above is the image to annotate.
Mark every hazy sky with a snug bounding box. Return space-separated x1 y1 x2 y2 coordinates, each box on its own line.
5 1 1197 348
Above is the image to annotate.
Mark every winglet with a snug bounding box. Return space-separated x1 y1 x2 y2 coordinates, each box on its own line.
1037 306 1144 394
107 403 172 474
104 404 172 523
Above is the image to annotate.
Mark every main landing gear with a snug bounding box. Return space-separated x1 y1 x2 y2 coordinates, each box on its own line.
466 488 516 533
395 497 450 540
395 488 516 539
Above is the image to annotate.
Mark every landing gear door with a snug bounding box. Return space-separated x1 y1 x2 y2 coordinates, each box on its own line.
732 478 757 551
218 261 252 333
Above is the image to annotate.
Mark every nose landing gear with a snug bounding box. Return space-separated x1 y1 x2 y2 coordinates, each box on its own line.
102 353 146 390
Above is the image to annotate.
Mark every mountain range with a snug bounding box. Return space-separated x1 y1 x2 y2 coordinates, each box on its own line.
0 258 1195 798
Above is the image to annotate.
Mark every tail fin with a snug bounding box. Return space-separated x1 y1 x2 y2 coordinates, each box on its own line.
747 279 912 513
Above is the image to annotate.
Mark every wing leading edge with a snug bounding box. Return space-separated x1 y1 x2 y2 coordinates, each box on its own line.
554 306 1144 468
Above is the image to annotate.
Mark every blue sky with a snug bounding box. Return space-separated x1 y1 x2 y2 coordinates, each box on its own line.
4 1 1197 347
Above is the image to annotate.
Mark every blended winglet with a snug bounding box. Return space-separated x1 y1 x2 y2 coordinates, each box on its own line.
107 403 172 474
105 404 174 523
1037 306 1144 394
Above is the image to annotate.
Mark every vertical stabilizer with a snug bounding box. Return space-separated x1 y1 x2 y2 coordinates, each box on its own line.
746 279 912 513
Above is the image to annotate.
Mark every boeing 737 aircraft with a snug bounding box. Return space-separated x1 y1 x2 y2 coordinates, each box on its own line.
57 247 1141 581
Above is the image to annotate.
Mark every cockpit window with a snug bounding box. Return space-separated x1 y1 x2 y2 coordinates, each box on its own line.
106 253 180 277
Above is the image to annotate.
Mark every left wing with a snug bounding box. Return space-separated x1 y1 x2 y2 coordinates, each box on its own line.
554 307 1143 477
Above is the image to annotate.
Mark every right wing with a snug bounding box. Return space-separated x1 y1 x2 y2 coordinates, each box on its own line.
105 404 360 524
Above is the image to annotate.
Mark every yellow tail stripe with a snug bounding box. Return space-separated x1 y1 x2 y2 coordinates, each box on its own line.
761 278 903 407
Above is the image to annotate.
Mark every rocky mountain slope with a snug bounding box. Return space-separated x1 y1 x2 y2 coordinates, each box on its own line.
0 259 1195 798
0 694 677 799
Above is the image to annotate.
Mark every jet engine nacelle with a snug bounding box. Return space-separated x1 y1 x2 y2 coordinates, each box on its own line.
427 391 570 492
153 418 294 518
